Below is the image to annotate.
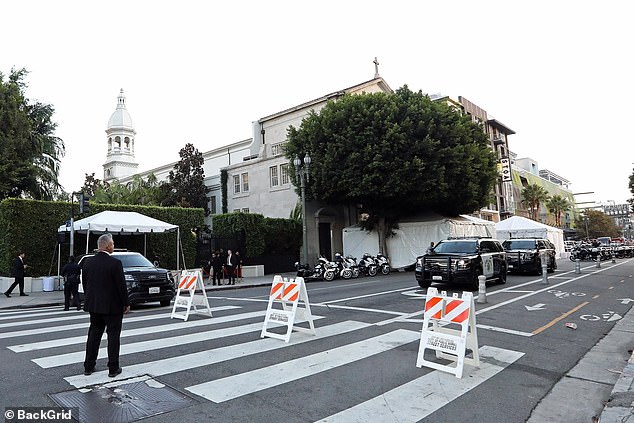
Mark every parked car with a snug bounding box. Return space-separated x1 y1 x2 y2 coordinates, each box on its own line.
78 251 175 307
415 237 507 290
502 238 557 275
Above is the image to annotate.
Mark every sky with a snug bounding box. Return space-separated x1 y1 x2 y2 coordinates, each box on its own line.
2 1 633 207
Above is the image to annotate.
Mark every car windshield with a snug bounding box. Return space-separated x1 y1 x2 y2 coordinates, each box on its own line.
114 254 154 268
433 241 478 254
503 240 536 249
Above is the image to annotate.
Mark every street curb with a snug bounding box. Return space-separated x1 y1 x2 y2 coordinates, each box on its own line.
599 350 634 422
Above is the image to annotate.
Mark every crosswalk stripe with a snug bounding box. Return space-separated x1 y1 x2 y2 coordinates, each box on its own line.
0 308 70 321
64 320 371 388
186 329 420 403
0 306 240 340
34 316 324 368
8 309 264 353
315 345 524 422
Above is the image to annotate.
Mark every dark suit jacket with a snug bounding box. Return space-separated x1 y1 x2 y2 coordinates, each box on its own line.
226 254 239 267
82 252 129 314
11 257 25 278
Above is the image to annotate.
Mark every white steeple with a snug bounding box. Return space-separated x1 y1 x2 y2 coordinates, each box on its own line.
103 89 139 182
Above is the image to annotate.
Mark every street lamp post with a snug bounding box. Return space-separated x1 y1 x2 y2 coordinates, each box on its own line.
294 154 311 265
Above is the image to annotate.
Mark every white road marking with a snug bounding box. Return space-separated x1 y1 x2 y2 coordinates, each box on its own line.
315 346 524 423
186 329 420 402
33 316 324 368
8 309 261 352
64 320 371 388
0 306 240 340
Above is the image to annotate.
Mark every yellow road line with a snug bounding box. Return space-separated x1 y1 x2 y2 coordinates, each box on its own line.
532 302 590 335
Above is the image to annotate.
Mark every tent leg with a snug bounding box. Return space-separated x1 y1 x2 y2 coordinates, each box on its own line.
144 234 147 257
177 228 180 271
85 230 90 254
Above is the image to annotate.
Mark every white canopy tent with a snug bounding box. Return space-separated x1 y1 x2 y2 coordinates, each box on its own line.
495 216 565 258
57 211 182 269
343 214 496 269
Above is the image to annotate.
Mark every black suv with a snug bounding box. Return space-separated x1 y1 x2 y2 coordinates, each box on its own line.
79 251 175 307
415 237 507 290
502 238 557 275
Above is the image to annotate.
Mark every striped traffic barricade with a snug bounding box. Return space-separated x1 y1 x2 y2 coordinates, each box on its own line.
261 275 315 343
416 287 480 378
170 270 213 321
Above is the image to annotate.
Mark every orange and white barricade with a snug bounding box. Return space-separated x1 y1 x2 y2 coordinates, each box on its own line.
416 287 479 378
261 275 315 343
170 270 213 321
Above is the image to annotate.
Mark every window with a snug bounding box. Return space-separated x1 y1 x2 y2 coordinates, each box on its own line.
280 163 289 185
241 173 249 192
271 142 284 156
210 196 217 214
242 208 249 213
233 175 241 194
270 166 279 187
233 173 249 194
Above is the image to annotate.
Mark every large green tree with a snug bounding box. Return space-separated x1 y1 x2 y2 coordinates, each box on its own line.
0 68 65 200
285 86 498 253
574 209 620 239
164 143 210 214
521 184 550 220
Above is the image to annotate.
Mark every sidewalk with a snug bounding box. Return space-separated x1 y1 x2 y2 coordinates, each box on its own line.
0 272 295 310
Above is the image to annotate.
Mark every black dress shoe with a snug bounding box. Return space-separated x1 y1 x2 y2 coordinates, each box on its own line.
4 292 10 298
108 367 122 377
64 308 70 311
20 293 28 296
84 368 95 376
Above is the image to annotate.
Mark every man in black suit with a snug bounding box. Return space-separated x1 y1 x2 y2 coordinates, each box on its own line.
225 249 239 285
82 233 130 377
4 250 28 297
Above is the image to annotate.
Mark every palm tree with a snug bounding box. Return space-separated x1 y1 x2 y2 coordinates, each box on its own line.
546 195 571 227
521 184 550 220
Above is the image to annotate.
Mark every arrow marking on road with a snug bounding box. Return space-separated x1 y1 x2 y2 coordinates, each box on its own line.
617 298 634 304
525 303 546 311
608 313 623 322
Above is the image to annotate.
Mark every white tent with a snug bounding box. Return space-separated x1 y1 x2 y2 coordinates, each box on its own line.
343 214 496 269
495 216 565 258
57 211 181 268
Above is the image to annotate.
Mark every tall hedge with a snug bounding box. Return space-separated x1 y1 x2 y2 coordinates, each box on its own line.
212 213 301 258
0 198 205 277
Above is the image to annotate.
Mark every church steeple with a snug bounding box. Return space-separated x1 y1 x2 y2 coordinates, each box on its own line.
103 89 139 182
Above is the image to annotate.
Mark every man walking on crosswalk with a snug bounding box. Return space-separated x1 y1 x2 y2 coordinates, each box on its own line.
81 233 130 377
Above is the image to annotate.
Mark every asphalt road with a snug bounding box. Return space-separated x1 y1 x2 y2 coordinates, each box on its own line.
1 257 633 423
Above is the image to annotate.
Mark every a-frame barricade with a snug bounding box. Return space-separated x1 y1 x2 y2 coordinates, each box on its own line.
416 287 480 378
170 270 213 321
261 275 315 343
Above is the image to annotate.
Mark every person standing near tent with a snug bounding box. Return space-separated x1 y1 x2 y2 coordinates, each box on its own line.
61 256 82 310
82 233 130 377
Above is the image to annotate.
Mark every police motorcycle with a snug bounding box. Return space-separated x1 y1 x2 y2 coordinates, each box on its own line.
343 255 360 278
374 253 391 275
333 253 354 280
295 256 338 281
357 253 378 277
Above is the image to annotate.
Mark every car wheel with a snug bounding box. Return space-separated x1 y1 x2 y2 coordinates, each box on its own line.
418 279 431 289
547 258 556 273
472 270 482 291
160 300 171 307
